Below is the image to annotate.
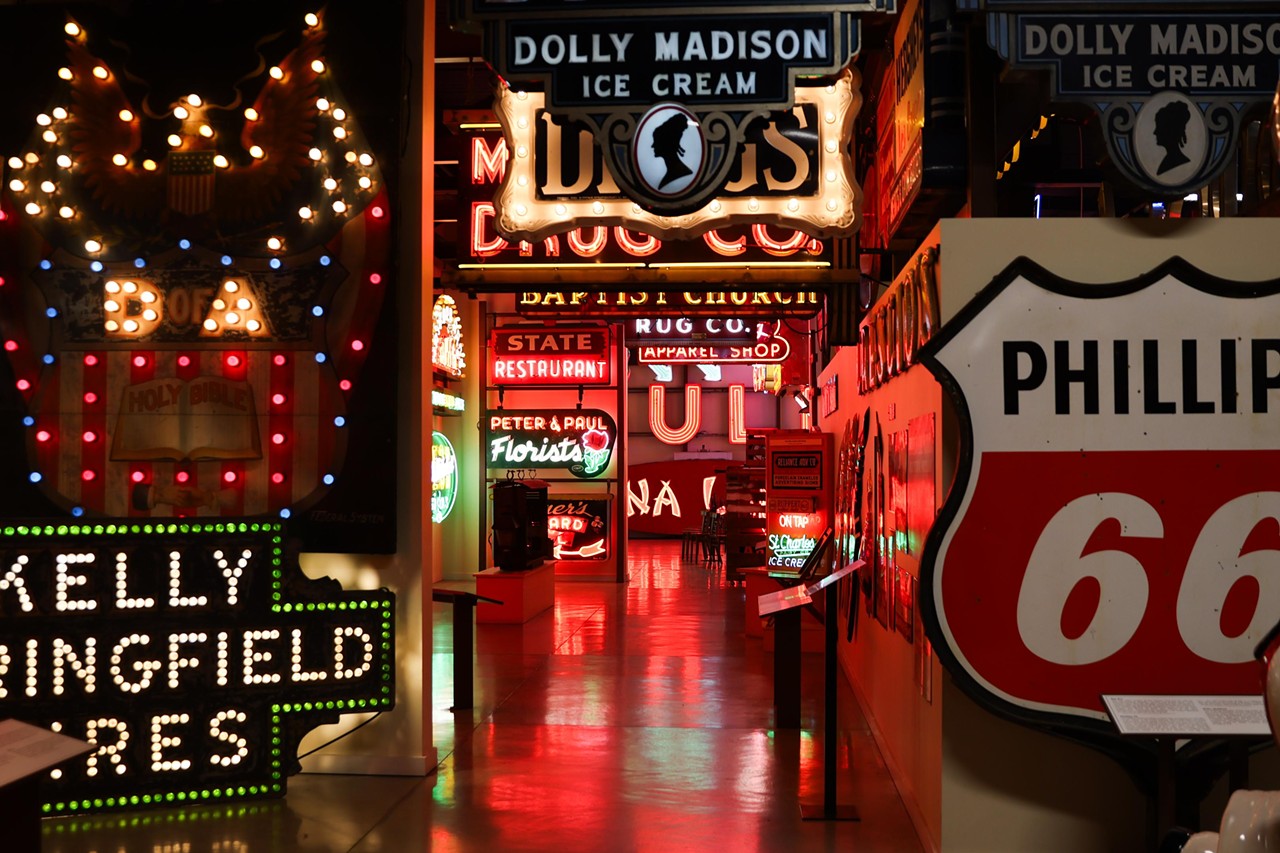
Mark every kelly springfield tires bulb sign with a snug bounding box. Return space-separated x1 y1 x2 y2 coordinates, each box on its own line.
0 522 394 815
919 257 1280 737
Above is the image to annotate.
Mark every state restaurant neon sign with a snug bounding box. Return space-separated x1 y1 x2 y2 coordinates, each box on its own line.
489 326 612 385
0 521 394 815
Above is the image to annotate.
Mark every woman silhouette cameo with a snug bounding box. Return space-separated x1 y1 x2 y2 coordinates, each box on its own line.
651 113 693 190
1152 100 1192 176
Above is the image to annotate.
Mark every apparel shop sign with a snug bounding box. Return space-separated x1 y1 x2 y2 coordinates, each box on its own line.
0 522 394 815
978 1 1280 194
458 0 889 216
485 410 617 479
919 258 1280 736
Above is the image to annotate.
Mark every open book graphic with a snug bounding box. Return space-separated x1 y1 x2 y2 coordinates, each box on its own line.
111 376 262 461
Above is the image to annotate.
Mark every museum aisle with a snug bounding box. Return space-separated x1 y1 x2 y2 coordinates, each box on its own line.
42 540 923 852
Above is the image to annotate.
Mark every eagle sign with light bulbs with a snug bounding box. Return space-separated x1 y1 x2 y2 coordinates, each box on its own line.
0 10 397 814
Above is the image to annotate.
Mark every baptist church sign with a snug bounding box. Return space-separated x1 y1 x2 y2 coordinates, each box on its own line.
454 0 892 218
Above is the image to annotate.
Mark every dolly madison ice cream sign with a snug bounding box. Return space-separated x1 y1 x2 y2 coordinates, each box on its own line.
919 258 1280 737
457 0 891 216
972 0 1280 194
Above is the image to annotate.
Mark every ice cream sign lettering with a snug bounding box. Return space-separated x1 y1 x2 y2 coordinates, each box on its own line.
485 410 616 479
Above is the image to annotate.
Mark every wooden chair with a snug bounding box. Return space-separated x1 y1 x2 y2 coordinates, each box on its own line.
701 510 724 565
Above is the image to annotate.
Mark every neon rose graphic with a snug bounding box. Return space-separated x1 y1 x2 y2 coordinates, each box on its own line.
580 428 611 475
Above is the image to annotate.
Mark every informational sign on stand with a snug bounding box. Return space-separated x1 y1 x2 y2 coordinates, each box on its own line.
0 719 92 787
764 431 834 575
1102 695 1270 737
758 558 861 616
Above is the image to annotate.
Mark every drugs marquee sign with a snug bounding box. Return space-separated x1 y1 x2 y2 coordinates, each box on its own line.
0 521 394 814
455 0 887 221
468 80 859 246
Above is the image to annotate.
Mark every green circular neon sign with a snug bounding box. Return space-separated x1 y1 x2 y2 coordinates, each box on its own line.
431 432 459 523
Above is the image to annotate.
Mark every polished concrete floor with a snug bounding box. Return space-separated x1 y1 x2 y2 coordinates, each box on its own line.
42 541 923 852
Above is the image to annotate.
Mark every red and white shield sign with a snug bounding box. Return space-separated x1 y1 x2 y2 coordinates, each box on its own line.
920 258 1280 728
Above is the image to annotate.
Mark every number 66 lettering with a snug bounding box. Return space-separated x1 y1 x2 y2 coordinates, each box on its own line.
1016 491 1280 666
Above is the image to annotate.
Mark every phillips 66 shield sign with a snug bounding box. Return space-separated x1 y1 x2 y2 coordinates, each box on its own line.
919 257 1280 734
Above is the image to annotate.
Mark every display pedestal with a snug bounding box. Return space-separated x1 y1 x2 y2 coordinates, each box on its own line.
474 563 554 624
432 588 503 709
